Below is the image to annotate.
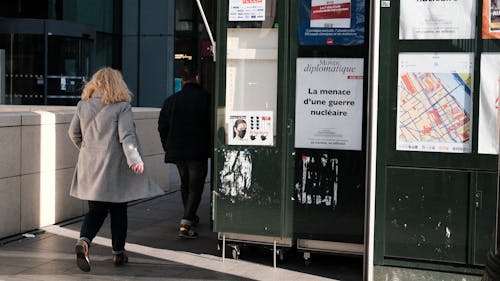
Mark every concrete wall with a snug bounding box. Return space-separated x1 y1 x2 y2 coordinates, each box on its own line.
0 105 179 239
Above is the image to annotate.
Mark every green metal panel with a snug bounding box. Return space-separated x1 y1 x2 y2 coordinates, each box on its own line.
376 0 500 273
213 0 293 238
472 171 497 265
385 168 468 263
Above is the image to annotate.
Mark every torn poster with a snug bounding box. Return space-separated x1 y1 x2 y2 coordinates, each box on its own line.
295 153 339 208
219 150 253 201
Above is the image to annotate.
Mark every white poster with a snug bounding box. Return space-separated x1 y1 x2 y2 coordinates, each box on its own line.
478 53 500 154
295 58 364 150
399 0 476 40
310 0 351 28
227 111 273 146
397 53 474 153
229 0 266 21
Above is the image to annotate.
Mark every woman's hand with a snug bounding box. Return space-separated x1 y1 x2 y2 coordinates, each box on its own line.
130 162 144 174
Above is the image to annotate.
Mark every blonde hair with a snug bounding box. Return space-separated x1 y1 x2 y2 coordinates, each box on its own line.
81 67 132 104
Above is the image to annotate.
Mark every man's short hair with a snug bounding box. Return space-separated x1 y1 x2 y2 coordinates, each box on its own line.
180 64 198 82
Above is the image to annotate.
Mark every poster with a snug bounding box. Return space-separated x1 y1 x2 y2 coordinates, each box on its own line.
478 53 500 154
219 150 253 201
397 53 474 153
229 0 266 21
295 58 364 150
298 0 364 46
399 0 476 40
227 111 273 146
310 0 351 28
482 0 500 39
295 152 339 208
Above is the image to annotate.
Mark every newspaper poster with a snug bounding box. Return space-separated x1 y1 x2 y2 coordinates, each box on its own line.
227 111 273 146
482 0 500 39
399 0 476 40
397 53 474 153
478 53 500 154
310 0 351 28
295 58 364 150
298 0 364 46
229 0 266 21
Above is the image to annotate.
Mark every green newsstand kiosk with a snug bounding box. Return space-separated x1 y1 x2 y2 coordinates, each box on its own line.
213 0 371 265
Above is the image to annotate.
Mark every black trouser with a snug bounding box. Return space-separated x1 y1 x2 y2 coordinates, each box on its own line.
80 201 128 254
176 159 208 225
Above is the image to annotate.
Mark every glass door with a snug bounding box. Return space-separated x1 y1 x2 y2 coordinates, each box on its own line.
47 36 92 105
0 34 45 105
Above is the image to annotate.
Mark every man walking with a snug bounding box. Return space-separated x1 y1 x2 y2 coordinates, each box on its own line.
158 65 211 239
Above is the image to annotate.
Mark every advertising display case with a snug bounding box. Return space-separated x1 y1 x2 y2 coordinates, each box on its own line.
375 0 499 275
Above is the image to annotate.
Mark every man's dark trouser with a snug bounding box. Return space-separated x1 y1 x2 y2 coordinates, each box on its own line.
176 159 208 225
80 201 128 254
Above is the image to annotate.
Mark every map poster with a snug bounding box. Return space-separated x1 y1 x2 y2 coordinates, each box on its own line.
298 0 364 46
229 0 266 22
295 58 364 150
482 0 500 39
399 0 476 40
478 53 500 154
227 111 273 146
397 53 474 153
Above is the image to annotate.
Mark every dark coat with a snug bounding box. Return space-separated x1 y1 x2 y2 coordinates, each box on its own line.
158 83 211 163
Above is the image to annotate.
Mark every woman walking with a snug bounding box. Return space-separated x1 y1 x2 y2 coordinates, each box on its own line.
68 67 164 272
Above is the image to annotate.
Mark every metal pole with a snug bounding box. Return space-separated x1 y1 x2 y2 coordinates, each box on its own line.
222 233 226 262
496 88 500 255
273 240 277 269
0 49 4 104
364 0 380 280
195 0 216 62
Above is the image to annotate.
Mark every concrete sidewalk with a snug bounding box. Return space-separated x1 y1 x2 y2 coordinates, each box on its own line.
0 186 363 281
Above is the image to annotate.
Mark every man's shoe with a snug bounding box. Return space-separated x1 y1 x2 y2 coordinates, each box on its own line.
178 224 198 239
75 239 90 272
112 253 128 266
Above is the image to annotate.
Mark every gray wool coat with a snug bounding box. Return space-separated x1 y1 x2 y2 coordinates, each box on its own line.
68 93 164 203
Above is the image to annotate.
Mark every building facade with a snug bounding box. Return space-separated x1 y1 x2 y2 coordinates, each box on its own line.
0 0 215 107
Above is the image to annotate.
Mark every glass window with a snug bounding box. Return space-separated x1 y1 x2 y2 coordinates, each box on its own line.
224 0 279 146
0 34 44 105
47 36 91 105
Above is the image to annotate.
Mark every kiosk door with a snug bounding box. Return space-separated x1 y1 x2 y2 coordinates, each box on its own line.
290 0 370 255
213 0 294 245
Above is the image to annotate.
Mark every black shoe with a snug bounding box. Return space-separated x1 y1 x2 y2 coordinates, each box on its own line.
112 253 128 266
75 240 90 272
178 224 198 239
